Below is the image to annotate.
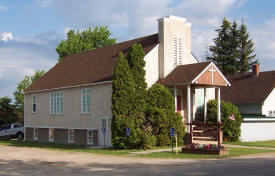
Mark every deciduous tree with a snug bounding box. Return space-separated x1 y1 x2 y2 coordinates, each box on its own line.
13 70 46 115
56 26 116 62
0 97 18 126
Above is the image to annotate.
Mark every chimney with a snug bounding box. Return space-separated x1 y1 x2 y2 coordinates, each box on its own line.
252 64 259 76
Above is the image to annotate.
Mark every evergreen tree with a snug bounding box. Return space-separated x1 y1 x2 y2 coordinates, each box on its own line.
229 21 240 74
207 18 258 75
238 21 258 73
126 43 147 109
207 18 238 75
111 52 141 149
56 26 116 62
126 43 152 148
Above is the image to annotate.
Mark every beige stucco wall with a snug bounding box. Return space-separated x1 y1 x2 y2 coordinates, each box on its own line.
144 45 159 87
24 82 113 146
158 15 198 78
262 88 275 116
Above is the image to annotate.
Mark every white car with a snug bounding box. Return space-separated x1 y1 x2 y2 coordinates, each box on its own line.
0 123 24 140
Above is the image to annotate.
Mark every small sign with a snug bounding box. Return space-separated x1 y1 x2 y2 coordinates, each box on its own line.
170 127 175 137
102 128 106 136
126 127 130 136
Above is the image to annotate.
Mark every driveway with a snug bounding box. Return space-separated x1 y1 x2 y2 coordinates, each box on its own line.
0 145 275 176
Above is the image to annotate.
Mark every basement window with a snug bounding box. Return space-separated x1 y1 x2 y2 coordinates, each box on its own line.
87 130 93 145
68 129 74 143
49 128 54 142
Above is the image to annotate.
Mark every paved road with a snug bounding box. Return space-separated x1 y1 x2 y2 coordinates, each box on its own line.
0 145 275 176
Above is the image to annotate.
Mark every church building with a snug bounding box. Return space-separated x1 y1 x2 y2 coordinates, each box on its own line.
24 15 230 146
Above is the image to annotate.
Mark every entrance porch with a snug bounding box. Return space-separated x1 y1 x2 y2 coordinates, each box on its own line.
158 62 231 145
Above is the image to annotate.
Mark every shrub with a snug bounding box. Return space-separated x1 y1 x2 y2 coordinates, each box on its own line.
147 84 185 146
206 100 242 142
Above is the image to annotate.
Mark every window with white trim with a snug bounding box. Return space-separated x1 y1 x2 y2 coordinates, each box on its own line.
68 129 74 143
269 111 273 117
81 89 91 113
50 92 63 114
173 37 183 65
273 111 275 117
49 128 54 141
32 95 37 113
34 128 38 140
87 130 93 144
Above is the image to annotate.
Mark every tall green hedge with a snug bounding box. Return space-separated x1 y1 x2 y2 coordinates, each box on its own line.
207 100 242 142
126 43 154 149
111 52 140 149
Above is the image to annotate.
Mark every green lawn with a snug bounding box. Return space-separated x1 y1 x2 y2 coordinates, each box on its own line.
0 140 274 159
226 140 275 148
139 147 275 159
0 140 138 155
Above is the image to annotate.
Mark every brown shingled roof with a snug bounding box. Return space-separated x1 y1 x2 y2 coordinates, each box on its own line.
158 62 211 85
25 34 159 93
221 71 275 103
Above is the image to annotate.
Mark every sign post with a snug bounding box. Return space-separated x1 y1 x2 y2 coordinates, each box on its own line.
126 127 130 137
170 127 175 152
175 134 178 155
102 127 106 148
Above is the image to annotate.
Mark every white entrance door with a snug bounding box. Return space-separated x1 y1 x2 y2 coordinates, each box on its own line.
100 118 108 146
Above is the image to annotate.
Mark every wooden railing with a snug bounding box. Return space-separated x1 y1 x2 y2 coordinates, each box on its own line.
186 122 221 146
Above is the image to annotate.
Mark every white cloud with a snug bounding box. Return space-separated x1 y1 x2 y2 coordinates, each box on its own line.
0 5 7 11
0 32 59 99
249 18 275 70
47 0 240 60
1 32 13 42
63 27 72 35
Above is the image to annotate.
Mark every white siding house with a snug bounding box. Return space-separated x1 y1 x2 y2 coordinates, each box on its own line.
222 65 275 141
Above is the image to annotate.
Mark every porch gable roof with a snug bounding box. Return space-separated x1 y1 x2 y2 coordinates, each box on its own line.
158 62 230 86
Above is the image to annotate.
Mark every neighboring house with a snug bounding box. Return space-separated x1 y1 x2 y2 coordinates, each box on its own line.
222 64 275 117
24 15 230 146
222 65 275 141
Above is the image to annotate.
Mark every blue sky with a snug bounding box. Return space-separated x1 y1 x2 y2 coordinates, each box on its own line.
1 0 275 100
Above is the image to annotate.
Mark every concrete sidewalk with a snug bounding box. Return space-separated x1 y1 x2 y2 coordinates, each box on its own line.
223 144 275 150
131 144 275 155
130 147 181 155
